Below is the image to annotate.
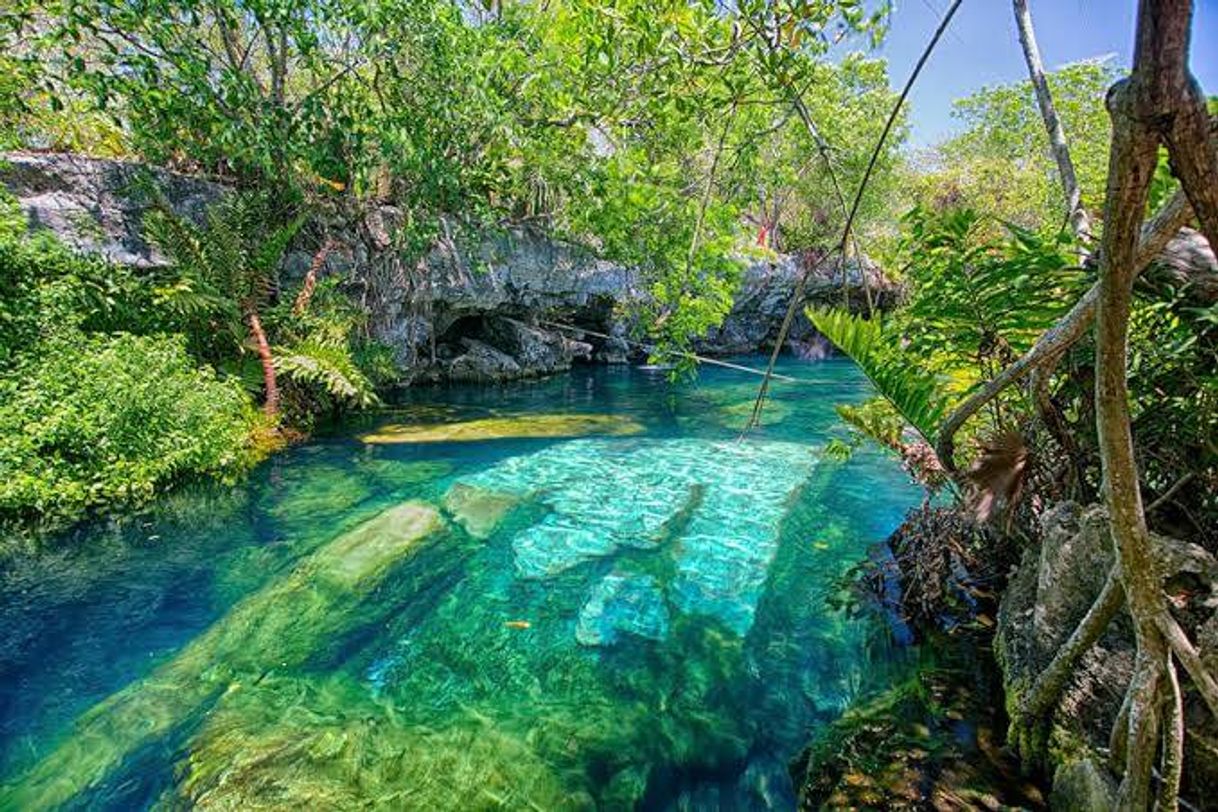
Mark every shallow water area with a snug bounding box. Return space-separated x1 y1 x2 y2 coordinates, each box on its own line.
0 357 925 810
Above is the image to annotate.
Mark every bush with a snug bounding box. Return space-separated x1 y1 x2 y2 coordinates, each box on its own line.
0 331 258 528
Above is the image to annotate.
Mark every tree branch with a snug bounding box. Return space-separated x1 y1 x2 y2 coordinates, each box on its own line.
1013 0 1092 244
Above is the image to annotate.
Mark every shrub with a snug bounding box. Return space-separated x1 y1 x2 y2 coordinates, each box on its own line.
0 331 258 529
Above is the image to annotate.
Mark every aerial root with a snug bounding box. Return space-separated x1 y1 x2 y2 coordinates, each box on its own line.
1162 651 1184 811
1115 652 1164 811
1156 613 1218 720
1011 566 1124 764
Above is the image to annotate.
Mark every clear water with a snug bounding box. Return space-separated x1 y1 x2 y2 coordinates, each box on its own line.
0 357 925 811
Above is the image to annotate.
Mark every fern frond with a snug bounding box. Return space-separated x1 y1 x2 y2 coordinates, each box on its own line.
810 307 952 443
273 339 379 408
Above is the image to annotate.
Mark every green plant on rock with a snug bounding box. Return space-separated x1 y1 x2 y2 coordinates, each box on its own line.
145 191 306 419
147 193 387 422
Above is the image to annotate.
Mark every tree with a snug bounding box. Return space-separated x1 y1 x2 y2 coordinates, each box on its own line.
1012 0 1090 244
931 1 1218 806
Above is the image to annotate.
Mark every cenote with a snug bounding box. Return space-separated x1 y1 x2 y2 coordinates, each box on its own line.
0 356 927 810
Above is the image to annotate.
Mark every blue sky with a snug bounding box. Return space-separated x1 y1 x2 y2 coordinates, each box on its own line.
867 0 1218 148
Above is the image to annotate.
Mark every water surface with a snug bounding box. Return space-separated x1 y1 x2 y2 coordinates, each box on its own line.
0 357 924 810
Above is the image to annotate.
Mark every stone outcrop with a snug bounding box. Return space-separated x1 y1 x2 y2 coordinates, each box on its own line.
0 152 224 267
697 252 902 358
1 152 897 383
995 502 1218 806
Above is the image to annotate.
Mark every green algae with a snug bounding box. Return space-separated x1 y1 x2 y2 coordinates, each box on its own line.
166 674 591 811
359 413 644 444
0 502 448 811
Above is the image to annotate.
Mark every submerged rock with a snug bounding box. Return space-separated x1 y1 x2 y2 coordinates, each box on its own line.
0 502 449 810
171 674 591 811
454 437 817 635
576 572 670 646
442 483 521 540
359 412 644 444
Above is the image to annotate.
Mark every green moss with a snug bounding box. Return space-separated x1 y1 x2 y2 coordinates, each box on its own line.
359 414 644 444
0 502 448 811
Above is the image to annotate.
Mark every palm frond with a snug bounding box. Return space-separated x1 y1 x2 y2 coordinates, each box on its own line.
273 338 380 408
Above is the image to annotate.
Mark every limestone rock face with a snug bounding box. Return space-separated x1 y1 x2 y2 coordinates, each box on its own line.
0 152 223 267
1 152 908 383
696 253 902 356
995 501 1218 803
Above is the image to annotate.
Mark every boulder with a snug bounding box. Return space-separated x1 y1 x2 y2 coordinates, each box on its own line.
445 338 522 382
995 501 1218 804
1049 758 1117 812
696 253 902 355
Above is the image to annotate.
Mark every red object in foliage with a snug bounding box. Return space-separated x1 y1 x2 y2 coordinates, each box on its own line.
757 225 769 247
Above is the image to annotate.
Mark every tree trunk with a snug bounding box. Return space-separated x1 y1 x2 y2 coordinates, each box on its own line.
1094 2 1206 807
247 309 279 420
1013 0 1092 243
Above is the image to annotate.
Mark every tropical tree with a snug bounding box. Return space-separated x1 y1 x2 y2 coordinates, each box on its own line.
144 193 304 418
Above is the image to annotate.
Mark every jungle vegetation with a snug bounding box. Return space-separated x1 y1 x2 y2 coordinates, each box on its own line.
1 1 1217 806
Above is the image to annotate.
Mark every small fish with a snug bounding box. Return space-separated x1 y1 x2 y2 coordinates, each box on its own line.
813 541 830 550
504 620 531 630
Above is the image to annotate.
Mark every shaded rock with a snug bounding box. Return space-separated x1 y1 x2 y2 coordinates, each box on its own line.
696 253 901 355
482 316 592 374
1032 502 1111 649
1140 226 1218 305
445 338 521 382
576 572 669 646
1049 758 1115 812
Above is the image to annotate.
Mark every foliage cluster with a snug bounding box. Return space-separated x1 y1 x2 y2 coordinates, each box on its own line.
814 207 1084 471
818 201 1218 541
0 185 390 532
906 59 1120 230
0 193 258 529
2 0 904 348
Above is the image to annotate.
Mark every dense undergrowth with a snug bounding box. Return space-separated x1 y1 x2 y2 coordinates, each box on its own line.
0 188 389 537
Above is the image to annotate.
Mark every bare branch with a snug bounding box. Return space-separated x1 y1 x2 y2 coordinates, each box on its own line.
1013 0 1091 243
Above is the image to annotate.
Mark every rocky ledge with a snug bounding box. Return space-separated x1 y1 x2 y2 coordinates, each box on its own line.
1 152 900 384
996 502 1218 808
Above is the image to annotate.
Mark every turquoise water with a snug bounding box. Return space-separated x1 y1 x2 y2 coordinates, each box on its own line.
0 357 924 810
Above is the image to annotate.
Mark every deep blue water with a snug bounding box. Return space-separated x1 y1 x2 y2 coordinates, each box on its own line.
0 356 924 810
